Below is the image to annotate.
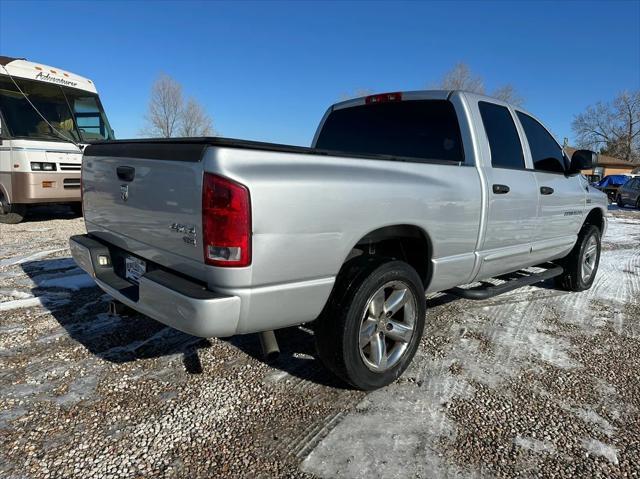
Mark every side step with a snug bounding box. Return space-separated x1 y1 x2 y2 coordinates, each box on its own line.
448 264 564 300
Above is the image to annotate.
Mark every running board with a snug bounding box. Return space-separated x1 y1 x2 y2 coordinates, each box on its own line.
447 265 564 300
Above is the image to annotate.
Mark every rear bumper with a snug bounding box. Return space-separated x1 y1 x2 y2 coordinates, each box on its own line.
69 234 241 337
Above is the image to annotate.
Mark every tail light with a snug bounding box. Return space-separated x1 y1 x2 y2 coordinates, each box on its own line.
202 173 251 267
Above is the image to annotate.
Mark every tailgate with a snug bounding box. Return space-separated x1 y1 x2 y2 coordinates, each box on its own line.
82 142 207 276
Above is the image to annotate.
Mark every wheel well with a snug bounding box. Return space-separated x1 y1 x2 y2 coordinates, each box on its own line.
583 208 604 233
346 225 432 288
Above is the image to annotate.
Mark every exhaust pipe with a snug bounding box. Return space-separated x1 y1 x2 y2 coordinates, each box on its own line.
108 300 131 317
259 330 280 361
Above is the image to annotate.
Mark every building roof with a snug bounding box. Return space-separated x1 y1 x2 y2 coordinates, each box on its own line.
565 146 638 168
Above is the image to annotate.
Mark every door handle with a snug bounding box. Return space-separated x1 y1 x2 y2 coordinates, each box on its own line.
540 186 554 195
116 166 135 182
492 184 510 194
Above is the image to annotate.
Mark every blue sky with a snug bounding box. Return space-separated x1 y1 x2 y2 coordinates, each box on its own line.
1 0 639 146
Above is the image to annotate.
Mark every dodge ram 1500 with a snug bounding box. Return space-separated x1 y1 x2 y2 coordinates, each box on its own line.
70 90 607 390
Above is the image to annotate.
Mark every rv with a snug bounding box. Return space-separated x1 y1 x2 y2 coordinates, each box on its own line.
0 56 114 223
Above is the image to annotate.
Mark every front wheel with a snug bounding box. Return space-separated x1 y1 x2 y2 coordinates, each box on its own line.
315 259 426 390
555 225 601 292
0 193 27 224
617 195 625 208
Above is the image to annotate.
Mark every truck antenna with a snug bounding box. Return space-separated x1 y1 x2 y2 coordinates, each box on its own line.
0 64 81 148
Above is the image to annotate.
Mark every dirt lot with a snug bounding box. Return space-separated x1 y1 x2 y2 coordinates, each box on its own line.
1 206 639 479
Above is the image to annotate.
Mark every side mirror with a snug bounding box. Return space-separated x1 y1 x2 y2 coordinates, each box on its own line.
568 149 596 175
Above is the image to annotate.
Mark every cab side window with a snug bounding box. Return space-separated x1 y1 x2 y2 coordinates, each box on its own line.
517 112 565 173
479 101 524 169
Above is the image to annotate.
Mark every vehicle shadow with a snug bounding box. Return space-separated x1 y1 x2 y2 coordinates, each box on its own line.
21 258 211 375
19 257 348 386
224 325 350 389
23 204 81 222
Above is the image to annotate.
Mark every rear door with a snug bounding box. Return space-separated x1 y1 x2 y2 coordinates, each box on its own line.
515 111 586 262
474 100 539 279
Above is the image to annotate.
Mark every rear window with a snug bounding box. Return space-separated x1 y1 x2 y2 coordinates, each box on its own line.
315 100 464 163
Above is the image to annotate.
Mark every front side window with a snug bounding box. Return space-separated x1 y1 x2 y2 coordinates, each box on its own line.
315 100 464 163
517 112 565 173
478 101 524 169
67 95 113 141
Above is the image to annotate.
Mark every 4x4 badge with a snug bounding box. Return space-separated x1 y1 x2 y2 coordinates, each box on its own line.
120 184 129 201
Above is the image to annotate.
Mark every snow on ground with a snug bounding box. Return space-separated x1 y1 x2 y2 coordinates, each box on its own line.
0 205 638 479
302 211 640 479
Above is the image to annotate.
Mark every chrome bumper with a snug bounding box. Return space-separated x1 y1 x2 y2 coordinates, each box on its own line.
69 235 241 337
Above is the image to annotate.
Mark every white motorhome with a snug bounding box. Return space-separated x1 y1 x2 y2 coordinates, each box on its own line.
0 56 114 223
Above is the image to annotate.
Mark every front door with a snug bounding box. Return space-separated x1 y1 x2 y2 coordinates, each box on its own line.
515 111 586 263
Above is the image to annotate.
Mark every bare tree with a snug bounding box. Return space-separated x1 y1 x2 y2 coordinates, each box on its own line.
438 62 485 93
142 74 183 137
141 74 215 138
572 90 640 163
179 98 214 137
492 84 524 107
435 63 524 106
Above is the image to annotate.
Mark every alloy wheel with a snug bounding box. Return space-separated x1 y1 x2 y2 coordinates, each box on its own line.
358 280 418 372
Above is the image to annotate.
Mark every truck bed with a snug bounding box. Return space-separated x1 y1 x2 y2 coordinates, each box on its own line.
84 136 462 165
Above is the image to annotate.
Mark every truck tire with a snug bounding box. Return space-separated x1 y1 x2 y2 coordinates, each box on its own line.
0 193 27 224
555 225 601 292
315 258 426 390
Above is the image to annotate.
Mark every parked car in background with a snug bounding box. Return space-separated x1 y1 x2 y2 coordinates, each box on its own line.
592 174 631 202
616 177 640 209
0 56 115 224
71 90 607 390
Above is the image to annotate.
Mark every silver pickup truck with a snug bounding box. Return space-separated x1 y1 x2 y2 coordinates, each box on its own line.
70 90 607 390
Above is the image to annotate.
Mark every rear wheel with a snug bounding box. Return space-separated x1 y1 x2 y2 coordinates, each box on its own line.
555 225 601 292
315 258 426 390
0 193 27 224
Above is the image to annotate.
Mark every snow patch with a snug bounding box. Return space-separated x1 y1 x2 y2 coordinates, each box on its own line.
574 408 615 437
582 438 619 464
514 435 557 454
0 248 66 268
0 296 45 311
0 294 70 312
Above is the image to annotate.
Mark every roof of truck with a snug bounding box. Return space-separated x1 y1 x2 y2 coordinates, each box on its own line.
0 55 98 93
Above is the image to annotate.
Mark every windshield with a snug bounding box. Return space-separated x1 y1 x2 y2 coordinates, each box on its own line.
0 75 114 143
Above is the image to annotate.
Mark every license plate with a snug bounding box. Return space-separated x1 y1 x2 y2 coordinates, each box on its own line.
125 255 146 284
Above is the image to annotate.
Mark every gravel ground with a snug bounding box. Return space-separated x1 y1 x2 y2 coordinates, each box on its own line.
1 205 639 478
